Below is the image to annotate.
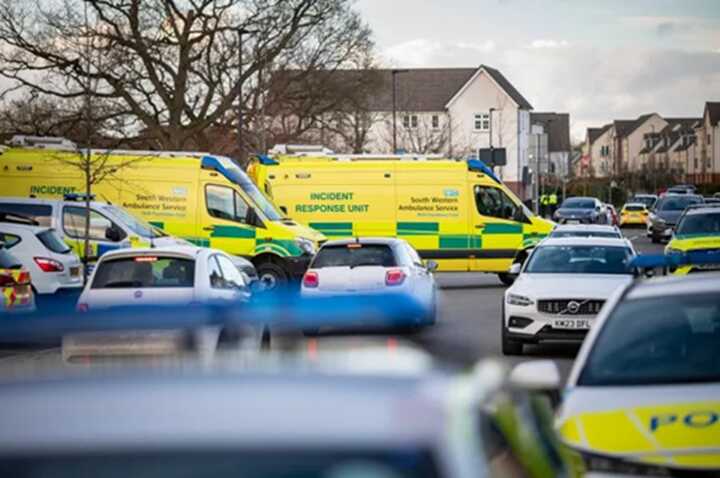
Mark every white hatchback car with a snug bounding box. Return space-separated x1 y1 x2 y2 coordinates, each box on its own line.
0 219 83 295
502 237 636 355
301 238 438 329
77 246 250 311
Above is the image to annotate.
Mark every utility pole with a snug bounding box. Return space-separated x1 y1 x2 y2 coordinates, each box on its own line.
391 69 409 153
237 28 256 164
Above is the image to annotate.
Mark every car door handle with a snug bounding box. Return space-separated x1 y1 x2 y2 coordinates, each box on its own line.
203 226 215 231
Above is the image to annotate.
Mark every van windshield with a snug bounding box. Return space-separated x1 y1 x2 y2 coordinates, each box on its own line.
103 205 166 239
215 157 282 221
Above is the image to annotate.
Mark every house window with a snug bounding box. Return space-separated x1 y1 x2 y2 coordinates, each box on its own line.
403 115 418 129
431 115 440 129
694 157 699 169
474 113 490 131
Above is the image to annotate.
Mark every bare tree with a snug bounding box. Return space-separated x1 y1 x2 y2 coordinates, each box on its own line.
0 0 371 155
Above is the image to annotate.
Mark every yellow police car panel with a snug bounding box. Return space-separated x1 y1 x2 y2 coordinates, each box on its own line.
248 152 553 275
619 202 649 226
0 139 324 284
0 248 34 313
558 274 720 474
666 205 720 275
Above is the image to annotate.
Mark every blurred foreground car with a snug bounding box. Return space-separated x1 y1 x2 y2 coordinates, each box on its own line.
0 340 579 478
619 203 649 227
527 273 720 476
549 224 622 239
648 194 703 243
554 197 608 224
0 245 34 314
301 238 438 331
0 215 83 296
502 237 636 355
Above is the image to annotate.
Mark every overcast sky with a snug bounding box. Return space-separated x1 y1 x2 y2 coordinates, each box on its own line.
355 0 720 142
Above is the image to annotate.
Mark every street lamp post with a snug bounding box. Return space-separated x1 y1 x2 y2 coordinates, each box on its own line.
391 69 409 153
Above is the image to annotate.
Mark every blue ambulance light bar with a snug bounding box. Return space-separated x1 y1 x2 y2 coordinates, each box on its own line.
256 154 279 165
467 158 502 185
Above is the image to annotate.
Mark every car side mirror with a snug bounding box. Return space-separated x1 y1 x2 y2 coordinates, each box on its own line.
510 360 561 407
509 262 522 275
105 225 123 242
425 260 438 272
245 208 264 228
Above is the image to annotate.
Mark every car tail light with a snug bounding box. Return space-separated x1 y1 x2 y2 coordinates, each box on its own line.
385 269 406 286
0 273 15 287
76 303 89 313
303 271 319 288
34 257 64 272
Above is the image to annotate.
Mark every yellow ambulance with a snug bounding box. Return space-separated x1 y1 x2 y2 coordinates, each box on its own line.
0 138 324 288
247 150 554 284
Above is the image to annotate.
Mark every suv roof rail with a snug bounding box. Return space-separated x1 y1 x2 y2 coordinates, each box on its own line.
268 144 335 155
0 212 39 226
8 135 77 150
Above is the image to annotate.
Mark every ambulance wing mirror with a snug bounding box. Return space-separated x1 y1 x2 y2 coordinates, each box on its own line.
245 208 264 228
425 260 438 272
509 360 561 407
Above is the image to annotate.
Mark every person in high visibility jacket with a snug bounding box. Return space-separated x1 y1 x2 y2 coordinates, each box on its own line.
548 193 558 217
540 194 549 218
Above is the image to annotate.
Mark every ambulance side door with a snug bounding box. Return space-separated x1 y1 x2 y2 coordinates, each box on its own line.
198 182 257 257
469 184 528 272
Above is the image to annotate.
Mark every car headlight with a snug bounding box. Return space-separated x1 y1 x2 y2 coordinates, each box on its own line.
296 238 316 255
506 293 534 306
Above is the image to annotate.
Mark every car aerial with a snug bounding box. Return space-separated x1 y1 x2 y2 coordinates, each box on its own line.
553 197 608 224
619 202 649 227
502 237 636 355
0 214 83 298
0 339 579 478
648 194 704 243
301 238 438 331
542 273 720 476
629 193 658 210
77 246 250 312
0 243 34 314
665 203 720 275
549 224 622 239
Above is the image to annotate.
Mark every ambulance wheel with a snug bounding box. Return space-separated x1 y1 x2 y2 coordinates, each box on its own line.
256 262 289 291
498 273 516 286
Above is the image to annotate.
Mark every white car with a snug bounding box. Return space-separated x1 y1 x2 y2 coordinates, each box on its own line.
0 219 83 295
77 246 250 311
502 237 636 355
549 224 622 239
520 273 720 476
301 238 438 329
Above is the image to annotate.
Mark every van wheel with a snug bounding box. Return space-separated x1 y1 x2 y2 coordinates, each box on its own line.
256 262 289 291
498 273 516 286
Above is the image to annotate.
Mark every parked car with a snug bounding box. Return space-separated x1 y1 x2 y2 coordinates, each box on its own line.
301 238 438 331
629 193 657 209
522 273 720 476
619 202 649 227
549 224 622 239
77 246 250 311
553 197 607 224
502 237 636 355
0 244 34 314
0 214 82 296
648 194 704 243
666 184 697 195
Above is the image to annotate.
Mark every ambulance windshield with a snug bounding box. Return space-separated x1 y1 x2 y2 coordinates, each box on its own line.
215 157 282 221
103 205 166 238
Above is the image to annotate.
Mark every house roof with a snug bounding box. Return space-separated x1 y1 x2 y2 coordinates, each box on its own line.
531 112 571 152
613 119 637 137
624 113 657 136
587 127 603 145
704 102 720 126
275 65 533 113
675 136 696 152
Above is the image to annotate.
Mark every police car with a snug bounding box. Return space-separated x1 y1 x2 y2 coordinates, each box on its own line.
665 203 720 274
523 273 720 475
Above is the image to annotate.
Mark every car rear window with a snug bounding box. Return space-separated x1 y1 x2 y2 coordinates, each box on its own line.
312 244 397 268
562 198 595 209
92 256 195 289
36 230 72 254
550 231 620 239
624 204 645 212
0 249 22 269
0 203 52 227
